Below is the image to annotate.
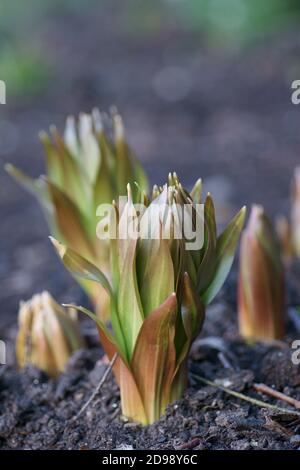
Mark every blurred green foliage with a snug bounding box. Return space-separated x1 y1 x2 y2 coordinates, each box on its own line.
0 0 299 99
0 0 99 98
0 0 99 35
126 0 300 45
0 46 51 98
170 0 300 45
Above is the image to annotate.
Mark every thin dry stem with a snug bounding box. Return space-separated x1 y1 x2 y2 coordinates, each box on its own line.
192 374 300 416
253 383 300 410
74 353 118 420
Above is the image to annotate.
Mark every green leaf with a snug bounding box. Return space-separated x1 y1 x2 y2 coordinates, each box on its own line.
64 295 127 361
107 203 120 292
5 163 40 196
201 206 246 306
93 138 114 212
5 164 58 235
63 115 80 161
48 127 92 219
78 113 100 184
63 303 146 422
63 303 127 362
137 238 175 317
133 157 149 195
190 178 202 204
113 114 132 193
184 250 197 286
196 194 217 293
135 186 175 316
174 273 205 380
46 179 94 260
63 304 114 343
182 272 205 341
50 238 112 297
39 131 64 188
118 236 144 358
131 293 177 423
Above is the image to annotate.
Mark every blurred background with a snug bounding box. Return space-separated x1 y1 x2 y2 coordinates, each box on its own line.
1 0 300 330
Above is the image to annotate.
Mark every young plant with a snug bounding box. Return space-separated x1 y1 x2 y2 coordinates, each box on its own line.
276 167 300 263
291 166 300 257
6 110 148 321
16 291 85 377
275 215 293 265
52 174 245 424
238 205 285 342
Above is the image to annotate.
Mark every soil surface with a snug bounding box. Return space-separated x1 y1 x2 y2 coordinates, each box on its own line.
1 1 300 450
1 274 300 450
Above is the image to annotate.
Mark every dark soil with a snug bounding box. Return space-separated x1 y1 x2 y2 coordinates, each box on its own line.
1 274 300 450
1 1 300 450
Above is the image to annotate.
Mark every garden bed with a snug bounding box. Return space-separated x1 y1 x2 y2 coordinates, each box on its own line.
1 2 300 451
1 273 299 450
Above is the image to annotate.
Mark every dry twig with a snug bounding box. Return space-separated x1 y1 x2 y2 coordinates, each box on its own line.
253 383 300 410
192 374 300 416
177 437 201 450
74 353 118 420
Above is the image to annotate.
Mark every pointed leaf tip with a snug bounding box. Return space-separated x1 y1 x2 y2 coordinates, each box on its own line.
201 205 246 306
49 238 112 296
38 130 48 141
241 205 247 216
49 236 66 258
4 163 13 173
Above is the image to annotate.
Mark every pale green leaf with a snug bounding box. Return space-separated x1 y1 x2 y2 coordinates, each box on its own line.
201 206 246 306
50 238 112 296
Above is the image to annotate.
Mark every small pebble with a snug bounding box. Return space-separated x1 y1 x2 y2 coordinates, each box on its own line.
116 444 134 450
290 435 300 445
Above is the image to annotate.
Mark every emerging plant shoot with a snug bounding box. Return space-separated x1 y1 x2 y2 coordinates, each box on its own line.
52 173 245 424
16 291 85 377
238 205 285 342
6 110 148 321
